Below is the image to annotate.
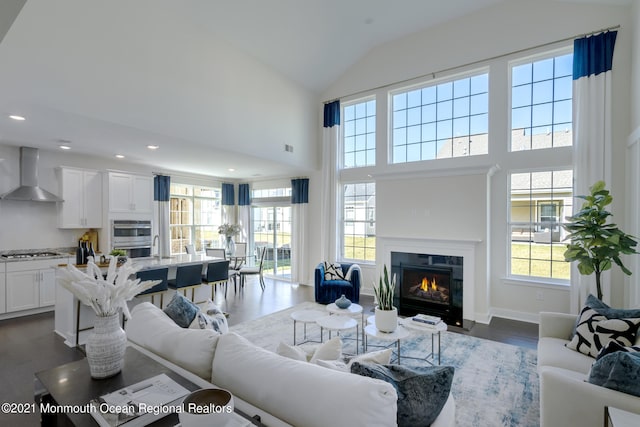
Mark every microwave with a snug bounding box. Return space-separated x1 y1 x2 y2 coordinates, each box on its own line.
111 220 152 258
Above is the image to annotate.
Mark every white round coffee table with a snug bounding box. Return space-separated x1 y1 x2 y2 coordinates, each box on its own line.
364 320 410 364
290 309 325 345
326 302 363 316
316 315 359 354
400 318 447 365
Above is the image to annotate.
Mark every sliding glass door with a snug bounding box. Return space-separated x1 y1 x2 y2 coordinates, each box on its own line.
252 206 291 280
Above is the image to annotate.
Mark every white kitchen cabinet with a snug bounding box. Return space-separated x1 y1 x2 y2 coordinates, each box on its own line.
57 167 103 228
108 172 153 214
0 263 5 314
5 260 59 312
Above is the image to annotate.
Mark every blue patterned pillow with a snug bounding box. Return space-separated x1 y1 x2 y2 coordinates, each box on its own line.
163 293 199 328
588 351 640 397
351 362 453 427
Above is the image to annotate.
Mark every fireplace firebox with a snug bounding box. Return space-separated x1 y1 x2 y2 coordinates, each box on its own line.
392 253 464 327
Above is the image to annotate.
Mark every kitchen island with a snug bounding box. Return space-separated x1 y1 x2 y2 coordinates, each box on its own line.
54 254 225 347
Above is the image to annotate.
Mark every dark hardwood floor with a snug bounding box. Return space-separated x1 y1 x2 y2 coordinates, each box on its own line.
0 276 538 426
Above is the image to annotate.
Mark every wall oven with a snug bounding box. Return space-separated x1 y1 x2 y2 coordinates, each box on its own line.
111 220 152 258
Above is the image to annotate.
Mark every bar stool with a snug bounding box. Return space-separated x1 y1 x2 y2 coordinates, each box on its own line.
168 263 204 302
135 267 169 308
202 260 230 298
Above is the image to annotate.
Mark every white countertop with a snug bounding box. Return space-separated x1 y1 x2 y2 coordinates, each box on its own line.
132 253 224 271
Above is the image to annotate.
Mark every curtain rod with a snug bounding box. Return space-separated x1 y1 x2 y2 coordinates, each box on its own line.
323 24 620 104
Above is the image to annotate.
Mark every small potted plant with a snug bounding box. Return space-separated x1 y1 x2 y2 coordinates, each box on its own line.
373 265 397 332
109 249 128 265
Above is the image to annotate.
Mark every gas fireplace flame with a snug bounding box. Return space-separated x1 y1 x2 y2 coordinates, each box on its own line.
420 277 438 292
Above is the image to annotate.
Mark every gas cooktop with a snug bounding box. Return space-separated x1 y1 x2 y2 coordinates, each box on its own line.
1 251 62 259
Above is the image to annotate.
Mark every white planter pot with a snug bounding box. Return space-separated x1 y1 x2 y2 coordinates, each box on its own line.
375 306 398 333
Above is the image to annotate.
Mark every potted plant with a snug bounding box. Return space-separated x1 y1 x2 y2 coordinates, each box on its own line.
373 265 398 332
562 180 638 300
109 249 127 264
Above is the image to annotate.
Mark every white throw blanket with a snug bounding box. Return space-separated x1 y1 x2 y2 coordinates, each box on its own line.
344 263 361 281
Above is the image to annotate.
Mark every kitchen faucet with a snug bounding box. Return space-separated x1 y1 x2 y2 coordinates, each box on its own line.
153 234 159 255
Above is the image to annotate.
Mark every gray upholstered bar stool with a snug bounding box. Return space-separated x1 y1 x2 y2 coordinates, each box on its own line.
168 263 204 302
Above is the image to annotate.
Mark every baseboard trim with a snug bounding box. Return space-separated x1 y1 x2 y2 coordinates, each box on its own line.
490 307 540 324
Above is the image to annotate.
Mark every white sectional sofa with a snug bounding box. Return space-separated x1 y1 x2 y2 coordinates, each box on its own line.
126 302 455 427
538 312 640 427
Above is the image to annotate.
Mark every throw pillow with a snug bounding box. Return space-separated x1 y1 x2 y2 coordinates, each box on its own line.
566 305 640 358
163 293 199 328
324 262 345 281
276 341 309 362
309 336 342 363
596 340 640 361
204 299 229 334
351 362 454 427
318 349 394 372
572 294 640 337
588 351 640 397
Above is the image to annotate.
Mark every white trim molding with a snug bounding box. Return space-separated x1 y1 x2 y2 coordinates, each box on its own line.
377 236 481 323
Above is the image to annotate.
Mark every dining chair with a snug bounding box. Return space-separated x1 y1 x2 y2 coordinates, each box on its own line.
185 244 196 255
239 246 267 291
206 248 239 291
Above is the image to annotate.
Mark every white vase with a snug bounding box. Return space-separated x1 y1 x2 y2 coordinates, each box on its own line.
375 306 398 333
85 313 127 379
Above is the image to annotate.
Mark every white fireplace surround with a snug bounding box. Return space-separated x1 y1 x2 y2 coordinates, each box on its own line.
377 236 480 322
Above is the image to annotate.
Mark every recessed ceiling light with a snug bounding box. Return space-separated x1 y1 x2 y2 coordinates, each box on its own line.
59 145 71 150
228 168 235 172
9 115 25 121
147 145 159 150
115 154 125 159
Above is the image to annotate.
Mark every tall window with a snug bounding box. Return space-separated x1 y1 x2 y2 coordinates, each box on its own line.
170 184 221 254
343 99 376 168
509 170 573 281
342 183 375 262
391 71 488 163
511 52 573 150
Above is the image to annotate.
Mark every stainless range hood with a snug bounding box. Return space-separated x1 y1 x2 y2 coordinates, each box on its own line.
0 147 63 202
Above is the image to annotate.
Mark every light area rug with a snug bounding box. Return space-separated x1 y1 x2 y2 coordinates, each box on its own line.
230 301 539 427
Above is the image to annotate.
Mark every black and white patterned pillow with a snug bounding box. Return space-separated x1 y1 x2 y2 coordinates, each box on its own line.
566 305 640 358
324 262 345 280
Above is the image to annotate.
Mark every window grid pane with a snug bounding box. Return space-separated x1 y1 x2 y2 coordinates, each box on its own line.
343 99 376 168
392 72 488 164
511 53 573 151
170 184 221 254
343 183 375 262
509 170 573 280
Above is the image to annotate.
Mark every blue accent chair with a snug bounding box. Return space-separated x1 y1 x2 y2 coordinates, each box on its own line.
314 262 360 304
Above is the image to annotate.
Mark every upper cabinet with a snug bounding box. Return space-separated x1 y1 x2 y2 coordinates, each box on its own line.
57 167 103 228
107 172 153 214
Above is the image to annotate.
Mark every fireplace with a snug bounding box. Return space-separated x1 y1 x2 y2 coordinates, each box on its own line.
392 252 464 327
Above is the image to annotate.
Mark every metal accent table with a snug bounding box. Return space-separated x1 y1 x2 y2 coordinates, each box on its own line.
316 315 359 354
290 309 326 345
364 321 411 364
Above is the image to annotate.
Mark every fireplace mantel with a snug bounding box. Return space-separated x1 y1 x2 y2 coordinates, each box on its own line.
377 236 480 323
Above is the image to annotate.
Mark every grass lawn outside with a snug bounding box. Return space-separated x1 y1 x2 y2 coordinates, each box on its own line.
511 241 570 280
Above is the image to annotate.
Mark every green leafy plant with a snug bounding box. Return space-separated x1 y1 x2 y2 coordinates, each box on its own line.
373 265 396 311
109 249 126 257
562 180 638 300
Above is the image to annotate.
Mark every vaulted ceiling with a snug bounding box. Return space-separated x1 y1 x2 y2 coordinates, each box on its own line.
0 0 632 179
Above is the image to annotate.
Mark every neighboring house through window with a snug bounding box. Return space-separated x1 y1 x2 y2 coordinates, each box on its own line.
508 48 574 283
169 183 221 254
342 182 376 262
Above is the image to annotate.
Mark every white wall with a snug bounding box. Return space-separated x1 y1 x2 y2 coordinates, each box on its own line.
315 0 634 321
